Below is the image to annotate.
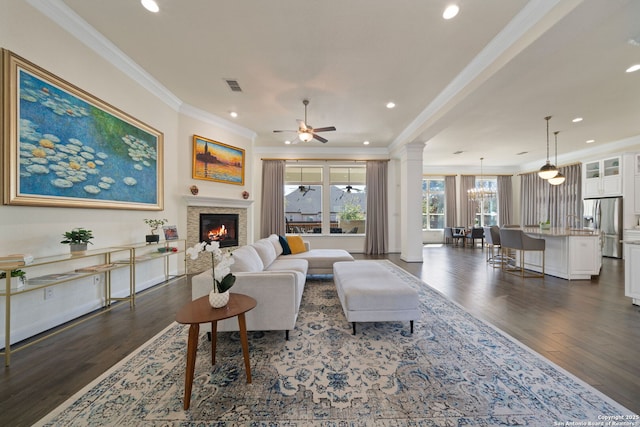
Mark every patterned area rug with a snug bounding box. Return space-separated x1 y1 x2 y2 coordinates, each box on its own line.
36 260 635 426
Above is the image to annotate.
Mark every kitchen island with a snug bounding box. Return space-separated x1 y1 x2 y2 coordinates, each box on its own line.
520 227 602 280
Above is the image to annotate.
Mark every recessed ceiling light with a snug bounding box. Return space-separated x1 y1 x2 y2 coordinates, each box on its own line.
626 64 640 73
386 102 396 109
363 141 370 145
284 140 291 145
572 117 583 123
229 111 238 118
443 4 459 20
141 0 159 13
586 139 595 144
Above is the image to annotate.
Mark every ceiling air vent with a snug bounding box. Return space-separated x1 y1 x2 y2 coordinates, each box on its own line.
224 79 242 92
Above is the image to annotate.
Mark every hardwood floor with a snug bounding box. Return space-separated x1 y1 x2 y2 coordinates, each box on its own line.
1 245 638 426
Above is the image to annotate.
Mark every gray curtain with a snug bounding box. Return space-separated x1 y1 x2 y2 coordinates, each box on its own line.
548 164 582 227
364 160 388 254
260 160 285 237
460 175 476 227
520 163 581 227
497 175 513 226
445 175 457 227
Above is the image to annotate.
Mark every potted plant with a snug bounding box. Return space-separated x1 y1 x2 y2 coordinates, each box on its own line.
144 218 168 244
0 269 27 289
60 228 94 253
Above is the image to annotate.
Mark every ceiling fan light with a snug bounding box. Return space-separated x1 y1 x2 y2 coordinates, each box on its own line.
538 162 559 179
299 132 313 142
548 173 566 185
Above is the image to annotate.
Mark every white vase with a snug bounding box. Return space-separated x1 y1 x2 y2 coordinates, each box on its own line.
209 289 230 308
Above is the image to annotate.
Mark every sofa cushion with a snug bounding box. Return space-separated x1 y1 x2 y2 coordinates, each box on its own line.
268 257 308 276
284 249 354 271
279 235 292 255
268 234 284 257
253 239 278 267
287 235 307 254
230 245 264 273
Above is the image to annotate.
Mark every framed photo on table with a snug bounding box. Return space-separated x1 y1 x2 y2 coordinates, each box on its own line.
1 49 164 210
192 135 245 185
163 225 179 241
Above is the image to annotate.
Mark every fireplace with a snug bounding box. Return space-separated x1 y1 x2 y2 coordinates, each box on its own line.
200 213 239 248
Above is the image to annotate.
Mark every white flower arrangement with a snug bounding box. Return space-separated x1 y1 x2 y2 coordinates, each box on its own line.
186 241 235 293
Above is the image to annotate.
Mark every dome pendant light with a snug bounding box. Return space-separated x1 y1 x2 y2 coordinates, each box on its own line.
538 116 559 179
548 131 566 185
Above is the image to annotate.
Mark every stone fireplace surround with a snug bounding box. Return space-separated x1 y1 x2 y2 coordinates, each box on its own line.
184 196 252 274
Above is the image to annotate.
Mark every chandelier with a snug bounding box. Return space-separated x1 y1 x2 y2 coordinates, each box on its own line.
467 157 496 201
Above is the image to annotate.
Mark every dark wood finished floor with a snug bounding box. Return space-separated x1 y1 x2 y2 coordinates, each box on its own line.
1 245 638 425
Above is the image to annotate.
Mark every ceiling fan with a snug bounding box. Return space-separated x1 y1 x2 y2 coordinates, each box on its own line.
298 185 315 196
274 99 336 143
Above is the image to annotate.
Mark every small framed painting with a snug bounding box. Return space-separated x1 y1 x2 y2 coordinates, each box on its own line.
162 225 179 241
192 135 245 185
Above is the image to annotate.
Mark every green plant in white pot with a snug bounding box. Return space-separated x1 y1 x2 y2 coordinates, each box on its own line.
61 228 94 253
144 218 167 244
0 269 27 289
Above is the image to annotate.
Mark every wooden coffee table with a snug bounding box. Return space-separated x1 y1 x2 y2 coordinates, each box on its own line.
175 292 257 410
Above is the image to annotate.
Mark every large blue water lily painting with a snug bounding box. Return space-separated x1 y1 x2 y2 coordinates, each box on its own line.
2 50 163 210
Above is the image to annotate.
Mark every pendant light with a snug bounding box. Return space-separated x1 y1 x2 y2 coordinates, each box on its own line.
548 131 566 185
538 116 559 179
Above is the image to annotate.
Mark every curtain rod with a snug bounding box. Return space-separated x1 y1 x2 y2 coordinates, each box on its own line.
459 173 516 177
517 161 581 176
261 158 389 162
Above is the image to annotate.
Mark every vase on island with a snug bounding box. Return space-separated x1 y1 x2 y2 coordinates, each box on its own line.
209 289 230 308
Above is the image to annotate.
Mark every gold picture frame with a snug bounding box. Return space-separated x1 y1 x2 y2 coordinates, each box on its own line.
1 49 164 210
192 135 245 185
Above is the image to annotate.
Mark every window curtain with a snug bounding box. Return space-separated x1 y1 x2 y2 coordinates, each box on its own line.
497 175 513 226
445 175 457 227
364 160 388 254
548 164 582 227
459 175 476 227
520 163 581 227
260 160 285 237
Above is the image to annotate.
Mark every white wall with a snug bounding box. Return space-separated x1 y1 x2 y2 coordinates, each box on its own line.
0 1 254 345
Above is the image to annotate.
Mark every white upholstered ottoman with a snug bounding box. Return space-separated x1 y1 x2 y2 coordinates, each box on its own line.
333 261 420 335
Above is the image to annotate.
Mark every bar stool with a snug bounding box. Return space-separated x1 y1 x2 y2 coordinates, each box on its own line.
499 228 545 278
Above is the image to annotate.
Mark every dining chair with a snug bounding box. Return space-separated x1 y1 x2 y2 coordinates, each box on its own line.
465 227 484 248
484 226 502 266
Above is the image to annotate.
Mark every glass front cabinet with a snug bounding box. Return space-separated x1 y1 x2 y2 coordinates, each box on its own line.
583 156 621 198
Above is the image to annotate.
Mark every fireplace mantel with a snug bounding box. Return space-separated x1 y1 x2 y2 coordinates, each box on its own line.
183 196 254 208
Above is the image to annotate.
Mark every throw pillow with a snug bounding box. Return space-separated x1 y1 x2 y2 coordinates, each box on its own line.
287 235 307 254
279 235 292 255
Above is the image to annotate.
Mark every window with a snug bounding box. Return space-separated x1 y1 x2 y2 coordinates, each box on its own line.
474 177 498 227
285 164 366 234
422 178 445 230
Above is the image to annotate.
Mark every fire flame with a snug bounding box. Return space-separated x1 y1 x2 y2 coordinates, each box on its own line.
208 224 227 241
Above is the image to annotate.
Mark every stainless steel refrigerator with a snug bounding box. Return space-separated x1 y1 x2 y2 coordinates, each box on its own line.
583 197 623 258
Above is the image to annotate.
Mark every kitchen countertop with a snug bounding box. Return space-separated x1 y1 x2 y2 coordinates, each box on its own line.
522 227 598 237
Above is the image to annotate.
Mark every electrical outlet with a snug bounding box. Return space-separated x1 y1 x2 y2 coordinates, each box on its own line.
44 288 54 300
93 275 101 285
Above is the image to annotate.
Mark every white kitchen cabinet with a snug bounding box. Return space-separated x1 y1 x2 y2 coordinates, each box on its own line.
583 156 622 198
624 242 640 305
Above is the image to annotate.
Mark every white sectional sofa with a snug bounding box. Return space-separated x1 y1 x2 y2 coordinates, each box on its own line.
191 234 353 339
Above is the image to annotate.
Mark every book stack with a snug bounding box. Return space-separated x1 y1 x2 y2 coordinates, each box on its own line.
0 254 34 267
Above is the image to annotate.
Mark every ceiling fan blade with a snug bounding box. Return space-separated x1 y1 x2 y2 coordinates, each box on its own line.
312 133 328 143
311 126 336 133
273 130 297 133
